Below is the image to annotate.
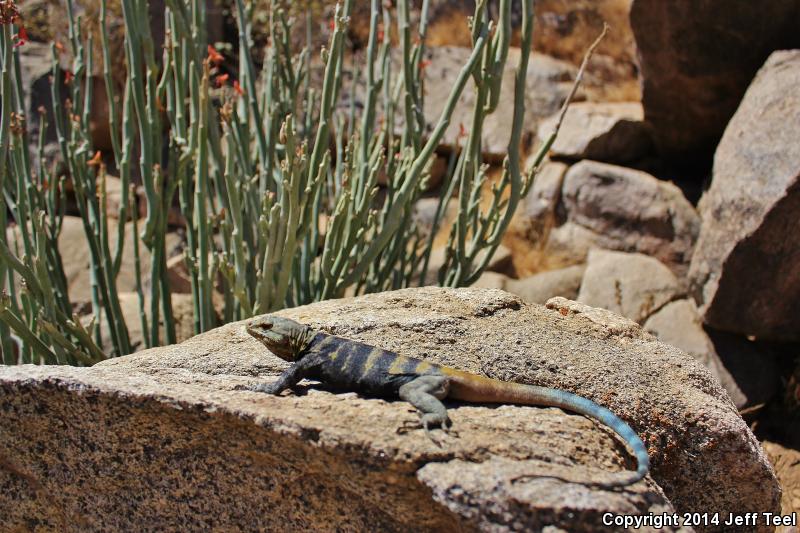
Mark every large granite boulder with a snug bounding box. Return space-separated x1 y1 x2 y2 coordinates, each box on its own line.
688 51 800 342
630 0 800 164
0 288 778 531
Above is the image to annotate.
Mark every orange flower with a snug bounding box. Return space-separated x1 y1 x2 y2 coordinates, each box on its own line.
87 151 103 167
207 45 224 65
328 19 335 31
233 80 244 96
54 41 65 53
215 73 229 87
419 59 431 72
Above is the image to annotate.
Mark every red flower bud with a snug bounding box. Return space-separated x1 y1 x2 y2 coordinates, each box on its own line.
207 45 224 65
13 26 27 47
87 151 103 167
233 80 244 96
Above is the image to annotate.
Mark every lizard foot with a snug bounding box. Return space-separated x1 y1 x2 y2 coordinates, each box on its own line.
422 413 458 444
396 417 458 441
421 412 452 431
240 382 285 395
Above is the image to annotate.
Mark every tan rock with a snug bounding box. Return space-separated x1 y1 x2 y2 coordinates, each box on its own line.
506 264 586 304
88 292 197 353
422 244 514 285
554 161 699 274
101 175 125 219
165 254 193 294
763 441 800 532
470 271 509 290
506 161 700 276
577 250 681 324
0 288 779 531
642 299 732 399
521 161 569 226
538 102 653 163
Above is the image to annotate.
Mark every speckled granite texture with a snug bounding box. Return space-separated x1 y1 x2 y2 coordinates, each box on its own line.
0 288 778 531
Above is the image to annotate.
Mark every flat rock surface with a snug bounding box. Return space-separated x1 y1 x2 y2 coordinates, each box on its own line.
0 288 778 531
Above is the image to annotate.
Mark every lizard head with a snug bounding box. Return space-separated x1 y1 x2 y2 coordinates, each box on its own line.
246 316 315 361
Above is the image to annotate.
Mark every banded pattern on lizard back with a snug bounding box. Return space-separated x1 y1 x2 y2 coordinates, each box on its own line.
246 315 650 487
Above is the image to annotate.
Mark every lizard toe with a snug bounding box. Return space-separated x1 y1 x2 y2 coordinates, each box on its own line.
251 382 284 395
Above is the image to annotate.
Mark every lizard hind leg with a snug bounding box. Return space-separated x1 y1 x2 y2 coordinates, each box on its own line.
398 375 453 436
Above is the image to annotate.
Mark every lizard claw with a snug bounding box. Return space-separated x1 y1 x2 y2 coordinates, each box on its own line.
423 420 444 447
396 417 457 443
396 420 421 435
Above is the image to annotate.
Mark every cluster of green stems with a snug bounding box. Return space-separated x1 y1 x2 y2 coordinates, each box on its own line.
0 0 595 363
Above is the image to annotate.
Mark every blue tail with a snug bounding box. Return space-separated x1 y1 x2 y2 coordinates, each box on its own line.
536 387 649 486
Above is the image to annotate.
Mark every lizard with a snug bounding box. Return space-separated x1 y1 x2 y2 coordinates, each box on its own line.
246 315 650 487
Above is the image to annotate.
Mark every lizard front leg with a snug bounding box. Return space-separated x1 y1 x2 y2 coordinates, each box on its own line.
398 375 452 433
251 357 317 395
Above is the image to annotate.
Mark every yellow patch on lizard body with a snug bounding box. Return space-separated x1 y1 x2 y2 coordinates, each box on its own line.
360 349 382 377
388 355 409 374
414 361 432 373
